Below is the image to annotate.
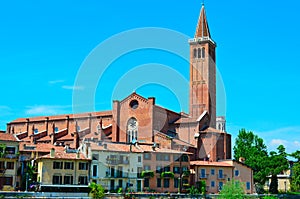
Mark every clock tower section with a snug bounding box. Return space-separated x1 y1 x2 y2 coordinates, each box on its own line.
189 4 216 128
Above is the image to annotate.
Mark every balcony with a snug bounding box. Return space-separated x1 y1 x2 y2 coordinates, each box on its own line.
3 154 18 159
106 157 130 165
218 174 227 180
199 174 209 179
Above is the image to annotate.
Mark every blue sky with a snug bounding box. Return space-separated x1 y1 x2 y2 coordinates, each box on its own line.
0 0 299 153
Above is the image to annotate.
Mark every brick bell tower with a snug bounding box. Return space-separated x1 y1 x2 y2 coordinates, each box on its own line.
189 4 216 128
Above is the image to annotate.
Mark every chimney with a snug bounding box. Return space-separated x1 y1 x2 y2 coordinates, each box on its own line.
31 125 35 143
26 118 29 134
74 131 79 149
50 148 55 158
45 117 49 136
66 116 70 135
51 123 56 145
76 152 80 159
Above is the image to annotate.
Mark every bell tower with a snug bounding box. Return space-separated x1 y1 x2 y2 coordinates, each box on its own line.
189 4 216 128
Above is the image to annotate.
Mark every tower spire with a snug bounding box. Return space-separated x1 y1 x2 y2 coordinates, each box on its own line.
195 3 211 38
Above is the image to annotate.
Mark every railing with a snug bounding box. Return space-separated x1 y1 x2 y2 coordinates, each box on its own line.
106 158 130 165
199 174 209 179
188 37 215 44
218 174 227 180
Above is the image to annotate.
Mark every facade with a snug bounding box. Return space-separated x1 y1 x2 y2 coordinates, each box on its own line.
190 160 254 194
6 6 231 164
83 141 191 193
0 133 19 191
36 147 90 192
84 142 144 192
264 170 291 192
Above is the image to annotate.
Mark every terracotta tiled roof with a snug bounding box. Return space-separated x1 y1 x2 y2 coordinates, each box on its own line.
190 161 233 167
139 144 192 154
9 111 112 123
200 127 225 134
0 133 18 142
19 143 64 153
38 149 90 160
89 141 191 154
56 133 74 141
89 142 144 153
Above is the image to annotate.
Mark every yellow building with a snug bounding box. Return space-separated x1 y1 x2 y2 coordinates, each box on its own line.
264 170 291 192
36 147 91 192
0 132 19 191
190 160 254 194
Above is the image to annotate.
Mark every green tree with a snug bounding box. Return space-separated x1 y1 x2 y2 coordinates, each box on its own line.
89 182 105 199
233 129 269 192
219 180 244 199
268 145 289 194
290 150 300 191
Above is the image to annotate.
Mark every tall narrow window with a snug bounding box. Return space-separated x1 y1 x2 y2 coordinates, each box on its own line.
198 48 201 58
127 118 138 143
193 48 197 58
92 165 98 177
202 47 205 58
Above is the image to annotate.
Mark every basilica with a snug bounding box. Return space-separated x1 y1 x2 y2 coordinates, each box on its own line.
2 3 253 194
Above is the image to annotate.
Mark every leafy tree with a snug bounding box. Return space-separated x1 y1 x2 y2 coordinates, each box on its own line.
188 185 200 195
268 145 289 194
233 129 269 192
219 180 244 199
195 181 206 195
290 150 300 191
89 182 105 199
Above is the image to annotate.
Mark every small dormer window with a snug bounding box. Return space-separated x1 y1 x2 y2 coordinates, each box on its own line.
34 129 39 134
55 127 59 132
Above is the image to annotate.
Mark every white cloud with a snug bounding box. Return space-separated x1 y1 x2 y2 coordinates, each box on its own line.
49 80 65 84
270 139 288 146
293 141 300 147
62 85 84 90
25 105 70 116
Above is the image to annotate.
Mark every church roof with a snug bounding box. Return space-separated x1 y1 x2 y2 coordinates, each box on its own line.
9 111 112 123
195 4 211 38
200 127 226 134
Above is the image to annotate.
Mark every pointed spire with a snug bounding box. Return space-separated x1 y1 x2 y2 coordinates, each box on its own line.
195 4 211 38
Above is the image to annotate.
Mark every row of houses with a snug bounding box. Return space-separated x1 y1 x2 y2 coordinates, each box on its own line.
0 131 253 194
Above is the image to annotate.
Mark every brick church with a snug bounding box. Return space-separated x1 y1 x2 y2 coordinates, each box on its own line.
7 4 231 164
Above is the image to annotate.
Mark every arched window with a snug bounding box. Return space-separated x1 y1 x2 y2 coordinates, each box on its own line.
202 47 205 58
127 118 138 143
198 48 201 58
193 48 197 58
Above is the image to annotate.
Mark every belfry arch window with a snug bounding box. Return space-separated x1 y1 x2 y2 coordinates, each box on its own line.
202 47 205 58
127 117 138 143
193 48 197 58
198 48 201 58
